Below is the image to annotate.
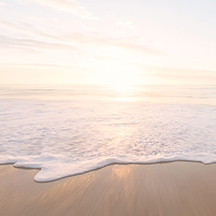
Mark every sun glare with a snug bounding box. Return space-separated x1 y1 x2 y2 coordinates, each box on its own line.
97 61 141 92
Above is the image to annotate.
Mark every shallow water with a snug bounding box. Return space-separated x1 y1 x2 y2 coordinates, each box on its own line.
0 85 216 181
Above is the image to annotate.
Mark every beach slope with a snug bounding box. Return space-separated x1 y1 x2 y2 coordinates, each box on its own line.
1 162 216 216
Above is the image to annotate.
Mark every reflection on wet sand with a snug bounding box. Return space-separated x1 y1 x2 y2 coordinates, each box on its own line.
1 162 216 216
112 166 131 178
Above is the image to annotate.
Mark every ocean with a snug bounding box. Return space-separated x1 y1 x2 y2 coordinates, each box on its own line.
0 84 216 182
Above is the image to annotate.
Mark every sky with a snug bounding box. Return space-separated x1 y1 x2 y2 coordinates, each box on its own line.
0 0 216 85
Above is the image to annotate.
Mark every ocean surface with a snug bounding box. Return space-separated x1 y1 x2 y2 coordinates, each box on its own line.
0 84 216 182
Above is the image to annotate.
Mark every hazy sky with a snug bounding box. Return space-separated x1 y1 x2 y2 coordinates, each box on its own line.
0 0 216 85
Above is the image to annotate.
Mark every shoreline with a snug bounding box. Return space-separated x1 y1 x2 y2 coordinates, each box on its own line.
1 159 216 183
1 162 216 215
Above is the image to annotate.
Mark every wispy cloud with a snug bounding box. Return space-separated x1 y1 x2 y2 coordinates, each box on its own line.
129 64 216 84
93 56 115 60
148 72 216 85
61 32 165 55
137 65 216 76
115 21 139 29
17 0 97 19
0 63 96 84
0 2 6 6
115 21 132 27
0 5 163 55
0 62 90 69
0 18 59 40
0 35 78 51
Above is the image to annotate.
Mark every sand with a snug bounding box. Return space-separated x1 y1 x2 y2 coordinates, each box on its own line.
1 162 216 216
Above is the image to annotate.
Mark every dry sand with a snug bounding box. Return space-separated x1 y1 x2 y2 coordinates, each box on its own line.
1 162 216 216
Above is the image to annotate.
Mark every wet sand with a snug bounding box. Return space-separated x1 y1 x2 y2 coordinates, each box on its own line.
1 162 216 216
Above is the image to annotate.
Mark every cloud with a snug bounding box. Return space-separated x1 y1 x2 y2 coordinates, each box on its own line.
61 32 165 55
135 64 216 84
115 21 139 30
149 72 216 85
0 35 78 51
0 2 6 6
0 62 90 69
137 65 216 76
0 19 163 55
115 21 132 27
0 18 59 40
0 63 96 84
93 56 115 60
17 0 97 19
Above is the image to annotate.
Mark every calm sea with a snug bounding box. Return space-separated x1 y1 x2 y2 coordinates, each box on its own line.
0 85 216 181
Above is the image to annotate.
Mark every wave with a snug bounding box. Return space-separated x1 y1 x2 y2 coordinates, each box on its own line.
0 85 216 181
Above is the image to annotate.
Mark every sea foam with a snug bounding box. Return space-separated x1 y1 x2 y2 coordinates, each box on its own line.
0 85 216 181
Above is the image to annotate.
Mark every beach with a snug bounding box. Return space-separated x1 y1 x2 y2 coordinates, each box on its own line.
1 0 216 214
1 162 216 216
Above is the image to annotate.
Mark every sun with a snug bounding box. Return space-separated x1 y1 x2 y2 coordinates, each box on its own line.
96 61 141 91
